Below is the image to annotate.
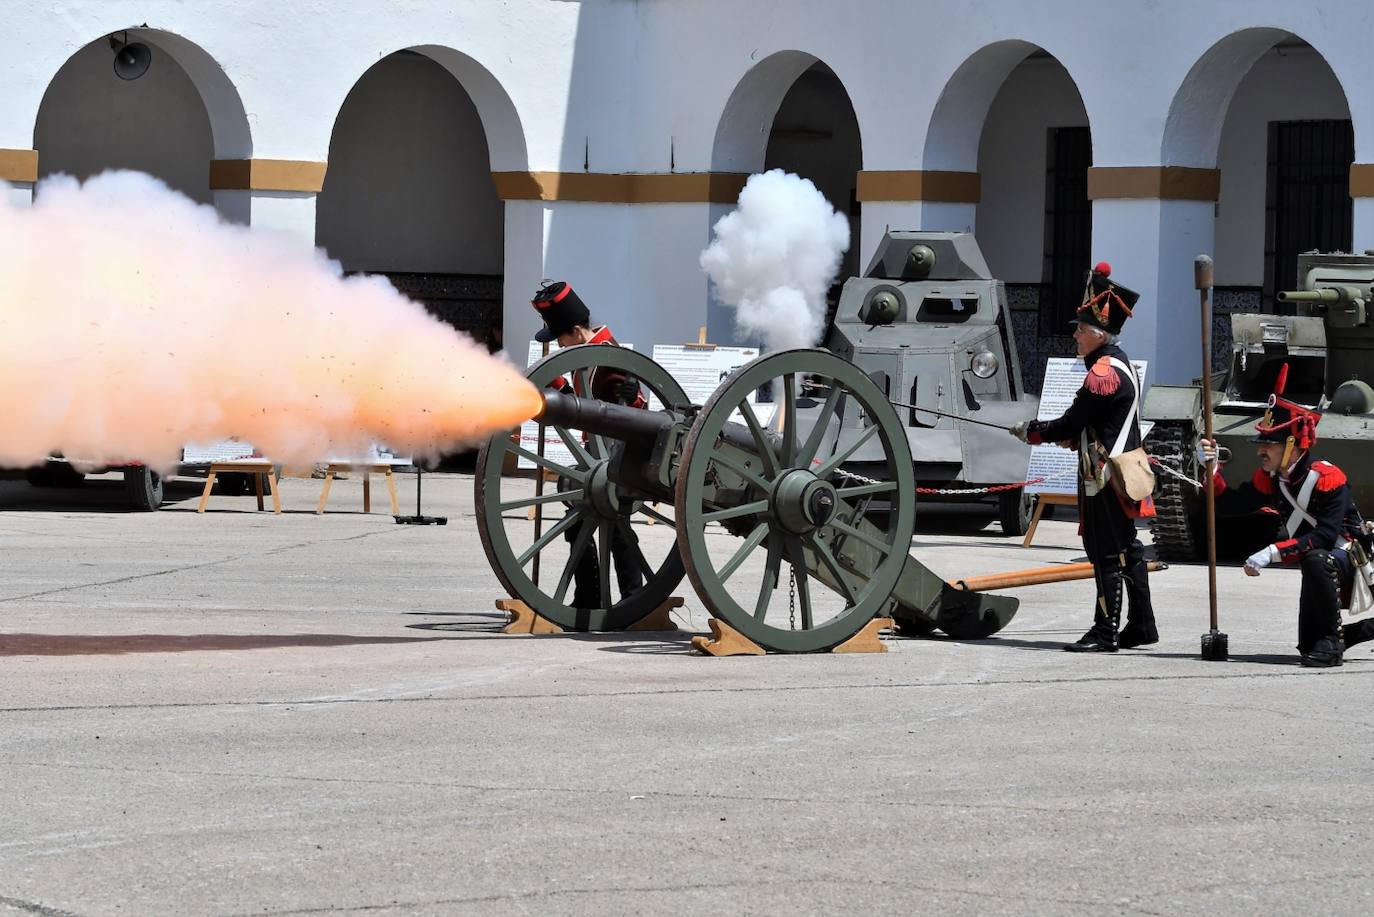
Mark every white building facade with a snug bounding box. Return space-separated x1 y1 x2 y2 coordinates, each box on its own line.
4 0 1373 389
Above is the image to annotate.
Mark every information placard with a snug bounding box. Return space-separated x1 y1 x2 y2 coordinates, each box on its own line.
650 344 776 427
1025 358 1147 496
646 344 759 410
182 440 267 465
326 444 411 466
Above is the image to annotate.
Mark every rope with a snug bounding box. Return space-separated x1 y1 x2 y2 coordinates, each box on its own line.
831 464 1078 496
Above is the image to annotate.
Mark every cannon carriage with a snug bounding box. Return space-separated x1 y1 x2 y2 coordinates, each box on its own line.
475 344 1019 654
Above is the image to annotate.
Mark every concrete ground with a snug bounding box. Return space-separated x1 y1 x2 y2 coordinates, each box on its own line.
1 471 1371 917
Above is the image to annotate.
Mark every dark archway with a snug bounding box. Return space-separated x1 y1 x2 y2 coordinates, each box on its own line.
316 48 517 354
926 42 1091 392
763 62 863 280
1169 32 1354 309
34 28 250 219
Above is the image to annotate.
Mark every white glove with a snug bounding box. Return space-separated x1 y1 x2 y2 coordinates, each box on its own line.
1196 439 1214 465
1244 544 1278 576
1010 421 1030 443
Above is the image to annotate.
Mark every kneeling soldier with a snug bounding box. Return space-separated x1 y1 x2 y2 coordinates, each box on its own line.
1200 364 1368 667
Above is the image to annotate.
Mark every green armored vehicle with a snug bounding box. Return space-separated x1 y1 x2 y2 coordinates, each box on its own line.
1145 251 1374 560
806 231 1041 535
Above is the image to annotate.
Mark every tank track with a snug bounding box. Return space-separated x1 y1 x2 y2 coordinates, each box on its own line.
1147 421 1202 561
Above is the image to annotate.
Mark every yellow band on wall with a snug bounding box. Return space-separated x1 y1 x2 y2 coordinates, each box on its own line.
1087 166 1221 201
492 171 749 203
856 170 980 203
210 159 328 193
0 149 39 183
1349 164 1374 198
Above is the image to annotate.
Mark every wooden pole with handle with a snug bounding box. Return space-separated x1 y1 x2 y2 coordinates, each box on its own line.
1196 255 1228 661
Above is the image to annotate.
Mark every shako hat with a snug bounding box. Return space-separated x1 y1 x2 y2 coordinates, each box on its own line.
532 280 590 343
1073 262 1139 335
1253 363 1320 454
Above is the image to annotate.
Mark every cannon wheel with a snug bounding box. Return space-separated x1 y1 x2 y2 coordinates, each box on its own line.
675 349 917 653
474 345 689 631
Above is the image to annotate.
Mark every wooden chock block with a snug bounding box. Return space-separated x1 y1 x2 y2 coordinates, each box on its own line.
691 618 765 656
626 597 683 632
832 617 893 654
496 598 564 635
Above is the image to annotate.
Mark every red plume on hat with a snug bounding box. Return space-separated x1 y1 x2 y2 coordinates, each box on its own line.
1253 362 1319 449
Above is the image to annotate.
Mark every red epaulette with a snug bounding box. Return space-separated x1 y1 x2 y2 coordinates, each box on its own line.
1084 358 1121 395
1312 460 1347 491
1251 469 1275 495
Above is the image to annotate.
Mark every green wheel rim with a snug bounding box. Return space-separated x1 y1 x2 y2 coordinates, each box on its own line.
674 348 916 652
475 345 688 631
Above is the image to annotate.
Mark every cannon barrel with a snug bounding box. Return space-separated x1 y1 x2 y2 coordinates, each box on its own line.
536 389 674 444
1277 286 1359 304
536 388 764 454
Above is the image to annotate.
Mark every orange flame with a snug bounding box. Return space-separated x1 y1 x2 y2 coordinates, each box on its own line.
0 171 541 471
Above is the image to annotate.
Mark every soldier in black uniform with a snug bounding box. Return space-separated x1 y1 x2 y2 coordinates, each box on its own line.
1010 263 1157 652
1200 366 1370 667
532 281 647 610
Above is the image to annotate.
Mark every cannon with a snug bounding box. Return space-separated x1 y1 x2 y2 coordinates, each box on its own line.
475 344 1019 653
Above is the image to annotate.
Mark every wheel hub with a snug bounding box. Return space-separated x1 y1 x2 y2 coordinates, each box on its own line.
584 460 623 519
770 469 837 534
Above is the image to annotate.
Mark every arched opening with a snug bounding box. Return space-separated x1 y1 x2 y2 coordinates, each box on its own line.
33 28 250 219
710 53 862 341
926 42 1090 392
1213 39 1353 308
315 48 516 355
1163 30 1353 368
763 62 863 282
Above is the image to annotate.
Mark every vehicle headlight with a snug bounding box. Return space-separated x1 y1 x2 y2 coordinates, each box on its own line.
970 351 999 378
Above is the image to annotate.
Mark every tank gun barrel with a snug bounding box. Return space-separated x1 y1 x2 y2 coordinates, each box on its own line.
1276 286 1362 305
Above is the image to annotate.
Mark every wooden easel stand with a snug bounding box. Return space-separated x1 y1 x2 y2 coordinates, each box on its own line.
316 463 400 515
1021 493 1076 547
197 462 282 514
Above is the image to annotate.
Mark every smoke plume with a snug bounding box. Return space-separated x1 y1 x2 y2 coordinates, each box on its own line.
699 169 850 351
0 171 541 471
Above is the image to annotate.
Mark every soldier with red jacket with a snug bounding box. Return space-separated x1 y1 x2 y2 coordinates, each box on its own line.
1010 264 1157 653
1200 365 1368 667
532 281 646 610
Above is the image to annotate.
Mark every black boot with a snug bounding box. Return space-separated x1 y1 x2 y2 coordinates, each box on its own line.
1066 566 1121 653
1342 618 1374 650
1118 620 1159 649
1301 634 1344 667
1118 543 1158 648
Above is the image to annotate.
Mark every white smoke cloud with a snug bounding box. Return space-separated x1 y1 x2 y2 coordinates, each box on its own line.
699 169 850 351
0 171 540 472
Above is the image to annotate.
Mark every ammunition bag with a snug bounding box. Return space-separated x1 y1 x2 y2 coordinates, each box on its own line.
1107 447 1156 502
1082 357 1155 502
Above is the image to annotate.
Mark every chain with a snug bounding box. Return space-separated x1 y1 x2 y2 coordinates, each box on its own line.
1148 456 1204 489
788 566 797 631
